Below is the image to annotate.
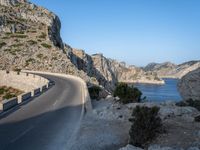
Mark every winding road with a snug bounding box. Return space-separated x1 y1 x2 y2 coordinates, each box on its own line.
0 74 83 150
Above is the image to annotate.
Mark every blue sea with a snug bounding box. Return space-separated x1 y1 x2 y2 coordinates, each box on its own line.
134 78 182 102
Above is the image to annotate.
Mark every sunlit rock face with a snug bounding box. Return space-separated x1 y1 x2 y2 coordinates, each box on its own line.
178 68 200 101
144 61 200 79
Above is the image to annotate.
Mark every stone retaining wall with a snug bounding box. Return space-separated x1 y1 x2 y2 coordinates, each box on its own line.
0 70 50 112
0 70 49 92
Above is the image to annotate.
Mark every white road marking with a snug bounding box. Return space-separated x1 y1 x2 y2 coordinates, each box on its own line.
10 126 34 143
53 100 58 106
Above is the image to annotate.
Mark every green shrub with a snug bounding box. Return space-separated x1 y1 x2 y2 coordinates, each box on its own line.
41 43 52 49
25 58 35 66
3 93 16 100
27 40 37 45
129 106 163 147
114 82 142 104
195 115 200 122
2 36 9 39
13 68 21 74
37 53 43 59
176 99 200 111
0 42 6 48
0 87 6 95
88 86 102 100
11 43 23 47
38 32 47 39
10 34 27 38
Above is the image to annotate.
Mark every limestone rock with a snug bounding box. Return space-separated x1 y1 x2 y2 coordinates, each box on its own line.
119 144 144 150
148 145 183 150
144 61 200 79
178 68 200 101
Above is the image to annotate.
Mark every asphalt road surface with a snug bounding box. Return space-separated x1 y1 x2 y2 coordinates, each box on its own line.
0 74 83 150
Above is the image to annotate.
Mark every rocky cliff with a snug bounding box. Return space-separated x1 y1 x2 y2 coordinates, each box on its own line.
0 0 164 91
144 61 200 79
178 68 200 101
70 49 164 90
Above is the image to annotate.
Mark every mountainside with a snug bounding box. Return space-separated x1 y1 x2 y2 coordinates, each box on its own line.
144 61 200 79
0 0 164 91
0 0 93 83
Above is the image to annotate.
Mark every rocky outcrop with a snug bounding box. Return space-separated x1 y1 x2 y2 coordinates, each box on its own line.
178 68 200 101
144 61 200 79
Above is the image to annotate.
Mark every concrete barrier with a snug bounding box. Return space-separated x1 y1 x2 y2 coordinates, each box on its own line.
18 92 32 103
42 85 47 92
31 88 41 97
0 97 18 111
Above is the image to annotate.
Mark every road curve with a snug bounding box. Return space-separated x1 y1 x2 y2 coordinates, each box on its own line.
0 74 83 150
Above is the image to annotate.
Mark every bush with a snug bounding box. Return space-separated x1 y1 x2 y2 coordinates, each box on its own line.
129 106 163 147
195 115 200 122
0 87 5 95
38 32 47 39
41 43 52 49
88 86 102 100
176 99 200 111
114 82 142 104
10 34 27 38
37 53 43 59
13 68 21 75
3 93 16 100
0 42 6 48
27 40 37 45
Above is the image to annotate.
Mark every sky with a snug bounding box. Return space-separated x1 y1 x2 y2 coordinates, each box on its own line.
30 0 200 66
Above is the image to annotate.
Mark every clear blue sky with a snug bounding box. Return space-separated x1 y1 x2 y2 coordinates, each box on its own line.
30 0 200 66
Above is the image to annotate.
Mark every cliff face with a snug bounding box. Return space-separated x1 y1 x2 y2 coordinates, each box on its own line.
144 61 200 79
178 68 200 101
0 0 63 48
70 49 164 91
0 0 164 91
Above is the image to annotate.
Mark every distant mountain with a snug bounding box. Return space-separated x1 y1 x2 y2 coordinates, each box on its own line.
144 61 200 78
0 0 164 91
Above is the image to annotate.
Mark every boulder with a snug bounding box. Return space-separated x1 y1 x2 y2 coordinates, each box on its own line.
178 68 200 101
119 144 143 150
148 145 183 150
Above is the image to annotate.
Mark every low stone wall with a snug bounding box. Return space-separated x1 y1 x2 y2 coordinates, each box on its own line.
0 97 18 111
0 70 50 112
0 70 49 92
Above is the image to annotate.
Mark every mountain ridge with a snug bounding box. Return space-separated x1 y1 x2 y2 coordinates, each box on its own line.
143 61 200 79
